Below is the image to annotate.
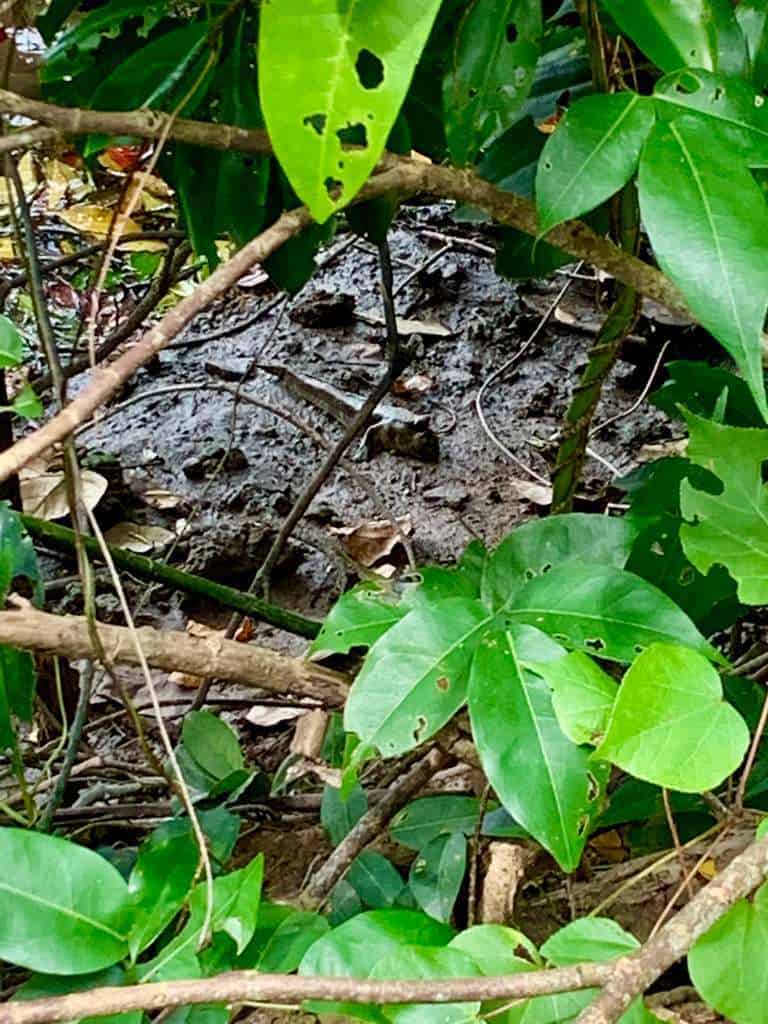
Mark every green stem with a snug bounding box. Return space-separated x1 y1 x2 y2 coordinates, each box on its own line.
21 515 321 639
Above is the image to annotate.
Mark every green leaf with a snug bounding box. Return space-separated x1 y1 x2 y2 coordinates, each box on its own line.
11 385 43 421
482 513 637 612
127 826 198 960
347 851 405 909
638 115 768 420
595 643 749 792
469 628 609 871
299 909 454 1021
540 918 638 965
449 924 538 974
390 795 482 850
680 411 768 604
597 777 704 829
527 651 617 746
181 711 244 780
0 315 22 368
344 597 490 757
536 93 655 234
263 220 336 294
0 645 36 730
600 0 744 74
15 966 141 1024
653 69 768 160
246 909 331 970
444 0 542 165
311 582 406 657
258 0 442 222
650 360 764 427
408 832 466 923
738 1 768 90
322 782 368 846
505 562 717 663
0 828 129 973
91 23 210 110
0 503 41 606
369 945 482 1024
689 880 768 1024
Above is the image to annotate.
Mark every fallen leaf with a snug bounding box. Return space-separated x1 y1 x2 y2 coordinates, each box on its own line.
638 438 687 462
589 829 626 864
509 478 553 506
186 619 221 640
358 309 452 337
168 671 202 689
238 267 269 289
98 145 145 173
103 522 175 553
42 158 77 209
140 488 185 511
698 859 717 880
393 372 434 397
330 515 412 567
57 204 142 239
0 237 18 260
246 705 305 728
233 617 255 643
20 468 107 520
0 152 36 209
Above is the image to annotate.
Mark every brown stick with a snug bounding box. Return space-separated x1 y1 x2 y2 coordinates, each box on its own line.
0 604 348 706
4 834 768 1024
576 833 768 1024
301 744 450 906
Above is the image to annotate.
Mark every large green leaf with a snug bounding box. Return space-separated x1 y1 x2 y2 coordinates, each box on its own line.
408 832 466 923
127 826 199 960
0 646 36 750
0 829 129 974
92 23 210 110
258 0 442 222
369 945 481 1024
0 502 41 605
449 924 538 974
443 0 542 166
299 909 454 1022
238 906 330 973
738 1 768 90
650 360 764 427
504 562 716 663
0 315 22 369
527 651 617 746
344 597 489 756
181 711 244 780
346 852 405 909
469 628 609 871
638 115 768 420
482 513 637 612
680 411 768 604
540 918 638 965
600 0 746 74
536 93 655 234
689 880 768 1024
595 643 749 792
653 69 768 161
310 582 406 657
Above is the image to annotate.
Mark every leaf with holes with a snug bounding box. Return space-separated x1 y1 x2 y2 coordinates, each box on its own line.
689 880 768 1024
680 411 768 605
526 651 617 746
638 115 768 420
408 832 466 923
600 0 746 75
310 582 406 658
482 513 637 612
344 597 489 757
259 0 442 222
444 0 542 165
504 562 717 663
595 643 748 792
469 628 609 871
653 69 768 162
536 93 655 234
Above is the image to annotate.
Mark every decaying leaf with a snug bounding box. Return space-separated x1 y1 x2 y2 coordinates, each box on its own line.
246 705 306 728
358 309 452 337
140 488 185 511
638 438 687 462
509 478 553 506
103 522 175 553
0 152 36 210
330 515 412 567
19 465 107 520
393 372 435 397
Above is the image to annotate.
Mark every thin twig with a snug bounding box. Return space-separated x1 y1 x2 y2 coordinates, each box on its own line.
662 787 692 899
735 682 768 811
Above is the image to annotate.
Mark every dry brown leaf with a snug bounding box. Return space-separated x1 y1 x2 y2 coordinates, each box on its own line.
358 309 452 337
330 515 412 567
233 617 255 643
291 709 329 759
393 372 435 397
509 478 552 506
0 152 36 209
638 438 687 462
168 671 202 689
42 158 77 209
246 705 305 728
590 829 627 864
57 204 142 239
20 468 107 520
103 522 175 553
186 619 221 640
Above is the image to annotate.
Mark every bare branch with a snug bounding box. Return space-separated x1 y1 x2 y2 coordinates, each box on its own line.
0 603 348 705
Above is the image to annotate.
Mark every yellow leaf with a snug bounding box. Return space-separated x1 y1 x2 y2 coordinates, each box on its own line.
57 205 142 239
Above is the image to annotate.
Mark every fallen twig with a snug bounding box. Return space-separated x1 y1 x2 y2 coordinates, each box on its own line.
0 603 348 705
